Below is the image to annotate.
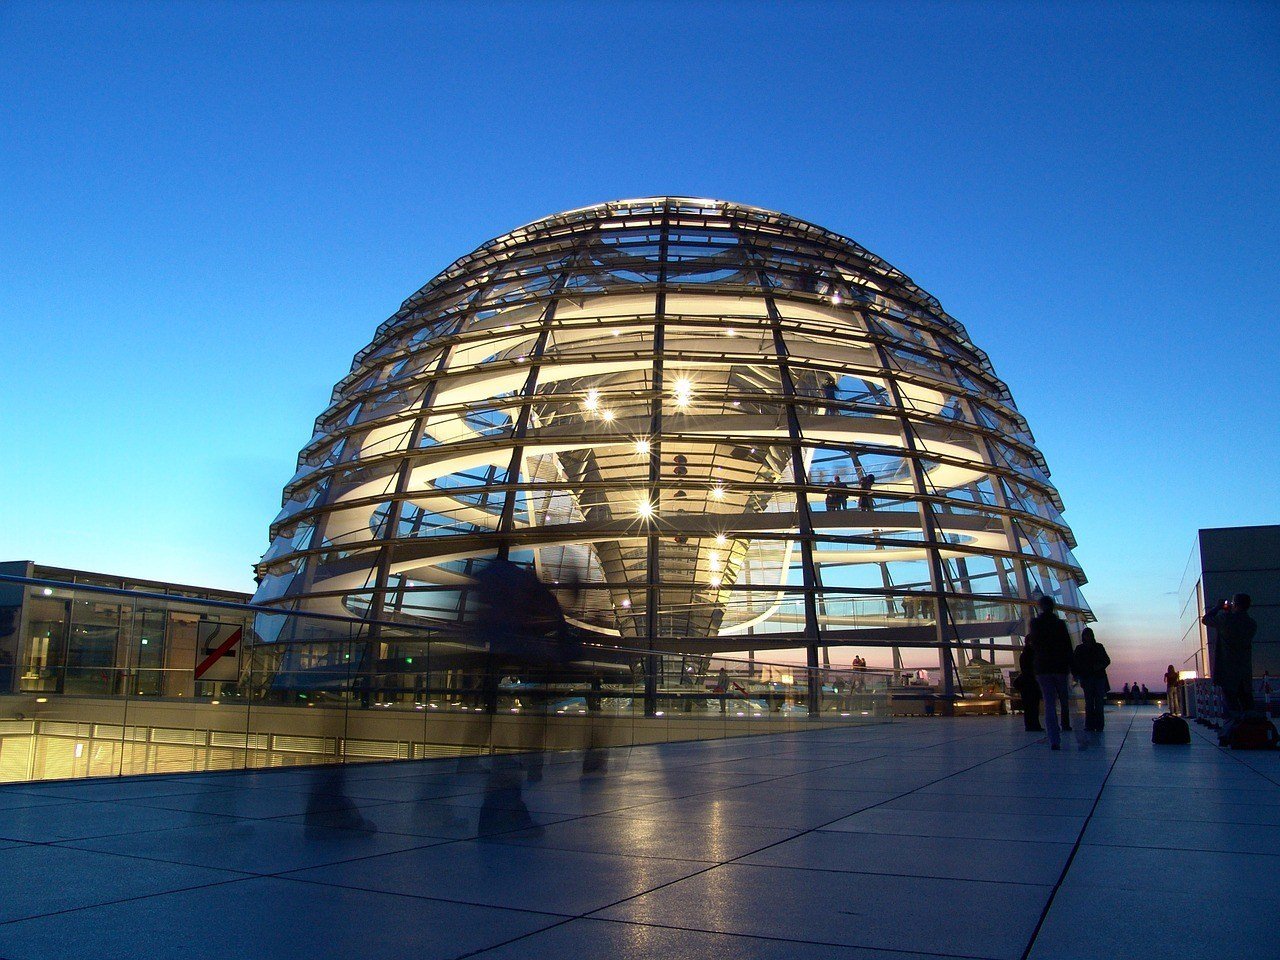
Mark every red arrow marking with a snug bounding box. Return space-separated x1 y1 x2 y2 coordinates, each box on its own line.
195 626 243 680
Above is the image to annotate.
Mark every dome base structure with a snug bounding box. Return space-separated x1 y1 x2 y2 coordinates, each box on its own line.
254 198 1092 698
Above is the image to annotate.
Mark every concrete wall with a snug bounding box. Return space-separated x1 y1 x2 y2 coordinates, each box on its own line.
1198 525 1280 677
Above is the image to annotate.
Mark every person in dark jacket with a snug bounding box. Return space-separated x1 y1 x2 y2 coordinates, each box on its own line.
1071 627 1111 732
1017 645 1044 732
1026 595 1074 750
1202 594 1257 715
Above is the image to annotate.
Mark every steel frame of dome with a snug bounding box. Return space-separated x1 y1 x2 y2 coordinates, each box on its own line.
254 197 1091 700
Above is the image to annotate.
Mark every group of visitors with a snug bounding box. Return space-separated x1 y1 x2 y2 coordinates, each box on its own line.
850 655 868 691
1119 682 1150 703
1015 591 1259 751
824 474 876 511
1015 596 1111 749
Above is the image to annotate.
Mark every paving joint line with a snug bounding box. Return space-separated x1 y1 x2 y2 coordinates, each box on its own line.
1016 710 1137 960
454 724 1048 959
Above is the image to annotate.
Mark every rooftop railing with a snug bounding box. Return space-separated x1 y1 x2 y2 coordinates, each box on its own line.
0 574 914 784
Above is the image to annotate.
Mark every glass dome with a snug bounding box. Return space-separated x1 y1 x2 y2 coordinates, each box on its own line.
254 197 1090 672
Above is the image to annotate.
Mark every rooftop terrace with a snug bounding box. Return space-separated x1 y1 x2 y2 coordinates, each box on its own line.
0 708 1273 959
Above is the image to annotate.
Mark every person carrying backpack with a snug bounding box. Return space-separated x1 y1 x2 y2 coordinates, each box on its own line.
1071 627 1111 732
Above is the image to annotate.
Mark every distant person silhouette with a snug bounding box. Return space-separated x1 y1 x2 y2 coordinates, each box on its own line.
1164 664 1179 705
1026 596 1073 750
1071 627 1111 732
1202 594 1256 715
857 473 876 511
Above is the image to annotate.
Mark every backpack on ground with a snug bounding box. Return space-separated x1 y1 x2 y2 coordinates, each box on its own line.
1221 712 1280 750
1152 712 1191 745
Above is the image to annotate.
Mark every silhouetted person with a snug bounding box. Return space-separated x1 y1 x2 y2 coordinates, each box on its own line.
1071 627 1111 732
1121 682 1131 701
1203 594 1256 716
1017 644 1044 732
1026 596 1073 750
827 475 849 510
1141 683 1150 700
1165 664 1179 705
716 666 730 714
821 375 839 403
857 473 876 511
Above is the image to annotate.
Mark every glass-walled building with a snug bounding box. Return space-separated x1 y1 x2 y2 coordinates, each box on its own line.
0 561 252 697
253 198 1092 686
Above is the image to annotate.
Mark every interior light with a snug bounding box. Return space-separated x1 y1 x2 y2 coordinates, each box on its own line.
601 409 615 423
35 697 47 704
634 438 651 455
715 533 728 546
709 577 722 588
611 330 620 337
831 291 842 305
621 598 632 609
41 588 53 596
711 485 726 501
636 499 654 519
210 700 220 705
583 389 600 411
725 328 737 337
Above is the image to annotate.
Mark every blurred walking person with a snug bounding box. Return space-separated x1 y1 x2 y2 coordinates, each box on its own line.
1016 643 1044 732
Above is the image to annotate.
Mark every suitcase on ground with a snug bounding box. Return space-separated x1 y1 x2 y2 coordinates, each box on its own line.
1223 713 1279 750
1152 712 1191 745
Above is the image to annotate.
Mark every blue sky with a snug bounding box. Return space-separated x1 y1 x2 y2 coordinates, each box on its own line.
2 1 1276 682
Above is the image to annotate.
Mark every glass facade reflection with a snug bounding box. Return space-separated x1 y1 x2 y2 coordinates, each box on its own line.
254 198 1092 686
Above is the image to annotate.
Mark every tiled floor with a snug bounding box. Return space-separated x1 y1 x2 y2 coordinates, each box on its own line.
0 707 1274 959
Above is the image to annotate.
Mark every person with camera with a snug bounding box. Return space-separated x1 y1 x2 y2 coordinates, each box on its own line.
1202 594 1257 715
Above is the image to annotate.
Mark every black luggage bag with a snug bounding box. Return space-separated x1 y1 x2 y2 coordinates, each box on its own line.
1152 712 1191 745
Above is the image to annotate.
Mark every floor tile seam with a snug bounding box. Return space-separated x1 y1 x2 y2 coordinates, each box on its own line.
272 872 579 922
875 804 1093 821
812 827 1083 846
1072 838 1280 857
1016 709 1136 960
0 817 247 845
0 875 255 928
474 843 731 867
1084 811 1280 828
112 798 401 820
50 830 452 875
573 734 1051 924
1188 727 1280 788
715 858 1059 889
496 914 1007 960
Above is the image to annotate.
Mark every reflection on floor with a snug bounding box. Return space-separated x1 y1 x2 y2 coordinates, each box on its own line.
0 707 1274 959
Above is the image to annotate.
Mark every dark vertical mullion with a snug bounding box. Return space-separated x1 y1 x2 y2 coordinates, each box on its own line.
366 345 455 619
745 235 823 716
870 339 958 701
643 206 670 716
495 223 602 561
